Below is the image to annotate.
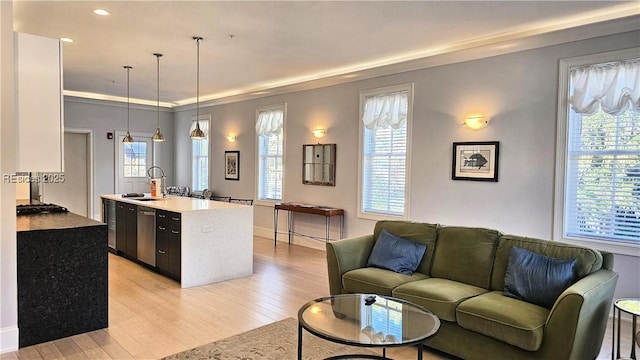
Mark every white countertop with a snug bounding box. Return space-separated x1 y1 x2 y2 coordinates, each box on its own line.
101 194 248 213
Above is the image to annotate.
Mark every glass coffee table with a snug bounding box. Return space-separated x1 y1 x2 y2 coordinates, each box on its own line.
298 294 440 360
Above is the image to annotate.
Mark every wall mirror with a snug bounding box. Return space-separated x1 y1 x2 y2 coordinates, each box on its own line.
303 144 336 186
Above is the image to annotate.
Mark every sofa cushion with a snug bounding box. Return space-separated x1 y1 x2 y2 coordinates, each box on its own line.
491 235 603 291
367 229 427 275
392 278 487 322
504 246 577 309
373 221 438 275
342 267 428 296
456 291 549 351
430 226 501 289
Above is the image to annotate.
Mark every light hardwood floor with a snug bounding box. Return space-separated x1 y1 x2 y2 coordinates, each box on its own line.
2 236 635 360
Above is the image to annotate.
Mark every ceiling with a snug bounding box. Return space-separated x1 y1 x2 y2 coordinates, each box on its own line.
12 1 640 108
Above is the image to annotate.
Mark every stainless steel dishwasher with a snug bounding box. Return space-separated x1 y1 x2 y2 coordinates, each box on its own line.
137 206 156 266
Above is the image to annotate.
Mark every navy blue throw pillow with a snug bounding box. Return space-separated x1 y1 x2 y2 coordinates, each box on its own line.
504 246 577 309
366 229 427 275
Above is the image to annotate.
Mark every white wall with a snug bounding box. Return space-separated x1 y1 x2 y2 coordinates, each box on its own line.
64 97 174 218
173 30 640 300
0 1 19 353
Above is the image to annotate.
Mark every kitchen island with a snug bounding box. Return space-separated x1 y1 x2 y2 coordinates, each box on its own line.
100 194 253 288
17 211 107 348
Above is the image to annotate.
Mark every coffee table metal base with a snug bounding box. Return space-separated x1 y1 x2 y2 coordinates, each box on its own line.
298 323 424 360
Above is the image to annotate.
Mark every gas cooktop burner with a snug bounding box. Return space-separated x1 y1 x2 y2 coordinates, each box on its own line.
16 203 69 215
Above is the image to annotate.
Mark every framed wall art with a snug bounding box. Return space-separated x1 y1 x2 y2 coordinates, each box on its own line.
452 141 499 182
225 151 240 181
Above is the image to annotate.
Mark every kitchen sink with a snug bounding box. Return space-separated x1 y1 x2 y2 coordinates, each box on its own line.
136 198 162 201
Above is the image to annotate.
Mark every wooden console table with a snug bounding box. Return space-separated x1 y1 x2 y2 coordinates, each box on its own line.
274 203 344 246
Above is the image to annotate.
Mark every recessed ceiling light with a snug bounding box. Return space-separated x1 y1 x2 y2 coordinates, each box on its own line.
93 9 110 16
60 38 74 43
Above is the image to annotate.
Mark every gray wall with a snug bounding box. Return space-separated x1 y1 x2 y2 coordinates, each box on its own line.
64 98 174 218
173 31 639 300
60 31 638 301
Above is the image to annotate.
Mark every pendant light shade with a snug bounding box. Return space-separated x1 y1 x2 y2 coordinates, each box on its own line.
152 53 165 142
190 36 206 140
123 65 134 143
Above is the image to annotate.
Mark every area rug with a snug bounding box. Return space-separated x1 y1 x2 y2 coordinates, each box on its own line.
161 317 378 360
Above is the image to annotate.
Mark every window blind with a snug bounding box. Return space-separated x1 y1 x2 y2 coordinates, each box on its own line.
191 119 209 191
361 89 408 216
256 107 284 201
565 109 640 243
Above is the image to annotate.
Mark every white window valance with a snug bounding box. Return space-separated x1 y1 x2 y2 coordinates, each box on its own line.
569 58 640 115
361 91 408 130
256 109 283 136
190 118 209 139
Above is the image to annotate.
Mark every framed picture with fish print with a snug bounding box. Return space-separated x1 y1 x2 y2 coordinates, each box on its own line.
452 141 499 182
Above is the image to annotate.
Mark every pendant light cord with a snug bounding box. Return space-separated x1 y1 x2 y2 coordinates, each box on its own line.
157 55 160 125
155 54 161 127
125 66 132 131
195 37 201 126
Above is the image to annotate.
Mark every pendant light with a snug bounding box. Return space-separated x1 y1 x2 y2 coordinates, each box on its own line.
122 65 134 143
152 53 165 142
189 36 206 140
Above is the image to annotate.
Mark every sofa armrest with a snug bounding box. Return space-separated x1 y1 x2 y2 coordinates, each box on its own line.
326 234 375 295
540 269 619 360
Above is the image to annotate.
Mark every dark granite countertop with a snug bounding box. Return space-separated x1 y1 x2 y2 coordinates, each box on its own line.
17 212 105 232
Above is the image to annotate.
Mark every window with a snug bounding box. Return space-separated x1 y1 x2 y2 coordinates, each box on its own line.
358 84 413 219
256 105 285 201
191 117 210 191
123 141 147 177
555 49 639 255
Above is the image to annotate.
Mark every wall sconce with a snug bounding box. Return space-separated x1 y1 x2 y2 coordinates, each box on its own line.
227 134 237 142
312 128 326 139
463 115 489 130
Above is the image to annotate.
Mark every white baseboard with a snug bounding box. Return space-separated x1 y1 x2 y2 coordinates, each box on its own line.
254 226 327 251
0 325 18 354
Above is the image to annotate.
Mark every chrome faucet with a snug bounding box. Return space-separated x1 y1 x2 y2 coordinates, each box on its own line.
147 166 167 198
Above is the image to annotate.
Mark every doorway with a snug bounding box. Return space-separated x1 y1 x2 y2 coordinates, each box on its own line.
115 131 153 194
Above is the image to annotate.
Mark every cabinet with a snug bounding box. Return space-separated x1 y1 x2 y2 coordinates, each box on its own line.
156 210 181 281
15 32 64 172
115 201 137 259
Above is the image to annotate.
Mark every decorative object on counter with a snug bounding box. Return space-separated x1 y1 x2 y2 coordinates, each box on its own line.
225 151 240 180
122 65 134 143
189 36 206 140
452 141 499 182
152 53 165 142
303 143 336 186
202 188 213 199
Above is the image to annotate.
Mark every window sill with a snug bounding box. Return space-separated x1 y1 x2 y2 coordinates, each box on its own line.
556 236 640 257
356 210 406 222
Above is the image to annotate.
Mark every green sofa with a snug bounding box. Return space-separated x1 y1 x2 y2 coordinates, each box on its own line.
326 221 618 360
